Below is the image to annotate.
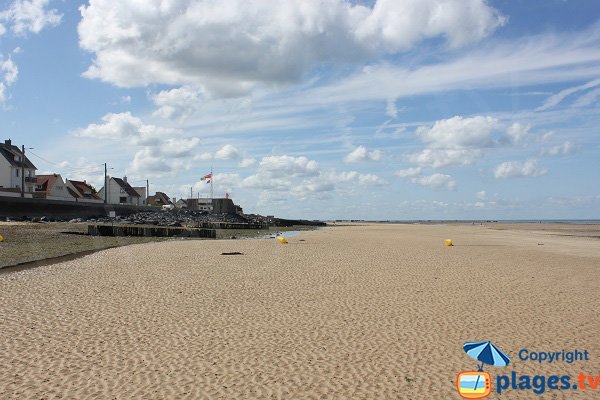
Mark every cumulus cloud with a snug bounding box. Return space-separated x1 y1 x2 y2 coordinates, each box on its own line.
344 145 382 163
76 112 186 146
76 112 200 177
476 190 487 200
542 141 576 156
0 55 18 104
0 0 62 35
405 148 481 168
78 0 504 95
214 144 240 160
506 122 529 145
151 86 201 120
239 157 257 168
394 167 422 178
494 159 547 179
1 57 18 85
416 115 500 149
411 173 456 190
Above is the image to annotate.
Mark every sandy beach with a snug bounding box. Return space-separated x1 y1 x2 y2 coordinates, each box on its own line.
1 223 599 399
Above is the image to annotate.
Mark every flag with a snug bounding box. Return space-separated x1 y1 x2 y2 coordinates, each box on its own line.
201 173 212 182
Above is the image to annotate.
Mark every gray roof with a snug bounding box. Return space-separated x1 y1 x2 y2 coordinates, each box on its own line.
113 177 140 197
0 142 37 170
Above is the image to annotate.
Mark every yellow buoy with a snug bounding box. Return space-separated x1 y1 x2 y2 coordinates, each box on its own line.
0 234 4 242
276 236 288 244
444 239 453 246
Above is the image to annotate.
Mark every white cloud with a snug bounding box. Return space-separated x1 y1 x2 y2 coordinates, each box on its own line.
214 144 240 160
344 145 382 163
76 112 185 146
0 82 7 103
385 98 398 118
1 57 18 85
476 190 487 200
194 152 213 161
416 115 500 149
537 78 600 111
572 86 600 108
394 167 422 178
303 26 600 106
76 112 200 178
405 148 481 168
411 173 456 190
542 141 576 156
494 159 547 179
0 0 62 35
506 122 529 145
78 0 504 95
239 157 256 168
258 155 319 178
358 173 386 186
151 86 201 120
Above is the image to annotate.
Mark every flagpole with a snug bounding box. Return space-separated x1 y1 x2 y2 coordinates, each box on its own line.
210 165 214 199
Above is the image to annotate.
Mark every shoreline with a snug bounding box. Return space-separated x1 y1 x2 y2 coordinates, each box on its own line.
0 223 316 273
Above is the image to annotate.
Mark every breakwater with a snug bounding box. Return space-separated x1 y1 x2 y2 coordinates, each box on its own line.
88 224 216 238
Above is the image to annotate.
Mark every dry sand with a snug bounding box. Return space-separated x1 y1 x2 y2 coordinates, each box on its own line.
0 224 599 399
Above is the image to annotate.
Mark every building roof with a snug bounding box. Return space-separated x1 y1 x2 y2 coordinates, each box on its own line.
0 139 37 170
35 174 61 193
113 177 140 197
67 180 102 200
148 191 171 205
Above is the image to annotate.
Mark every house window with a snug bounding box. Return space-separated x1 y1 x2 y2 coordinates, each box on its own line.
120 197 127 203
15 169 19 177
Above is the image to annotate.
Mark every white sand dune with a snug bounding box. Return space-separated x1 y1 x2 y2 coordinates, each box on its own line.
1 224 598 399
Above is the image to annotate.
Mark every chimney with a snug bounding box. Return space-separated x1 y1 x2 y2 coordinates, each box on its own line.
4 139 11 146
123 176 127 183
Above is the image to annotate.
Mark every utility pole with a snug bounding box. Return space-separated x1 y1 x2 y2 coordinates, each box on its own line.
146 179 149 205
190 186 192 199
20 145 25 198
104 163 108 204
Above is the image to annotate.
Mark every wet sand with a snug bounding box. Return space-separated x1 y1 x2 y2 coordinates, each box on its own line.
0 224 598 399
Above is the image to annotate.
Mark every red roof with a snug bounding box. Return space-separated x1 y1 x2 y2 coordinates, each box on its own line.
67 180 102 200
35 174 60 193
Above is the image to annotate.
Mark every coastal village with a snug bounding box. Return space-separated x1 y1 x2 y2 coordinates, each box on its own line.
0 138 240 214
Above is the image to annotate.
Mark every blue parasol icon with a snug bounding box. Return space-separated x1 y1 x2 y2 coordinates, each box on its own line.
463 341 511 392
464 341 511 370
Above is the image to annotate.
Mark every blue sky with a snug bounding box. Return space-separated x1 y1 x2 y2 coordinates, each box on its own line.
0 0 599 220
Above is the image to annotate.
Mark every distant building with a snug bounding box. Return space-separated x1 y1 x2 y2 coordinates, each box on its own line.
186 198 213 211
175 198 188 209
34 174 75 201
147 192 172 207
0 139 37 197
133 186 147 205
98 176 143 205
65 180 103 203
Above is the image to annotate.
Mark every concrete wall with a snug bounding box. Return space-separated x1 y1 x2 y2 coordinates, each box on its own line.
0 196 155 218
212 198 236 214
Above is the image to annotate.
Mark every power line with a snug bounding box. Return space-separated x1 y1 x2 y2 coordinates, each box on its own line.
27 150 104 174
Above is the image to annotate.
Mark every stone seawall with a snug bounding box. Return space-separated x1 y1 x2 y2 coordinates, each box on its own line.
0 196 154 219
88 224 216 238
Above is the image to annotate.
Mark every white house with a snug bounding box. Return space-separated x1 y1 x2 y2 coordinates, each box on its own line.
98 176 143 205
0 139 37 197
35 174 76 201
